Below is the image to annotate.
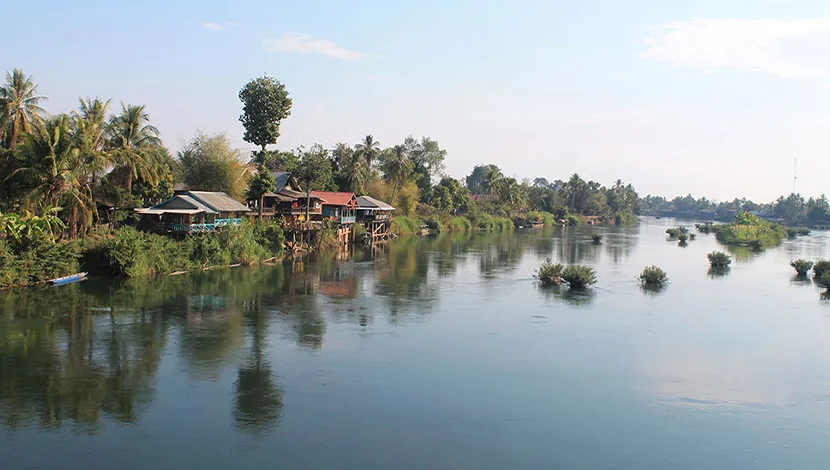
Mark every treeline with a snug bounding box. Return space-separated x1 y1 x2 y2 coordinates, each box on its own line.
2 69 643 235
640 193 830 227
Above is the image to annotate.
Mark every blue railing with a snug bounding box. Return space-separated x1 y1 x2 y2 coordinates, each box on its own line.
215 218 242 226
338 215 356 224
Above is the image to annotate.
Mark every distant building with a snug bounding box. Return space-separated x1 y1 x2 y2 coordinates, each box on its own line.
249 172 325 221
311 191 358 224
136 191 250 233
356 196 395 222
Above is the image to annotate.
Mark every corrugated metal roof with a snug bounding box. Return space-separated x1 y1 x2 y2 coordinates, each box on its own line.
186 191 251 213
311 191 357 207
272 172 291 192
357 196 395 210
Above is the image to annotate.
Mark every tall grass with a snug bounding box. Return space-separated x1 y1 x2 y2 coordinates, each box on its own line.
446 216 473 232
390 216 421 236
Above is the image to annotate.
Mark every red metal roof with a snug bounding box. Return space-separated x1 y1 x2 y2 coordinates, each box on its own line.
311 191 357 207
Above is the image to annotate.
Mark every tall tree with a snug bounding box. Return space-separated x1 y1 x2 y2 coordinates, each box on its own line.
8 115 93 236
247 167 276 220
72 97 112 202
238 75 292 154
0 69 47 150
465 164 501 195
295 144 333 220
384 145 413 204
106 103 162 193
355 135 380 170
179 131 248 200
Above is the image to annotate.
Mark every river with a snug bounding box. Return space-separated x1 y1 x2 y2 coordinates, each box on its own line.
2 218 830 469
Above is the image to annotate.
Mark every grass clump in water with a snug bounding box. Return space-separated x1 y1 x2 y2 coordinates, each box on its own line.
561 265 597 288
812 260 830 278
639 265 668 287
591 234 602 244
791 259 814 276
666 226 688 238
534 258 564 286
715 212 785 248
707 251 732 268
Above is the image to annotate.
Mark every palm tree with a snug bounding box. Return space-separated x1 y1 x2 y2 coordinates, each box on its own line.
484 166 503 198
386 145 412 204
355 135 380 170
0 69 47 149
8 115 93 237
73 97 112 201
106 103 162 193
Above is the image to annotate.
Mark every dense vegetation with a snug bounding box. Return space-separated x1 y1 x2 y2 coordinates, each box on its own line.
560 265 598 289
707 251 732 268
639 266 668 287
791 259 813 276
715 212 786 249
641 193 830 228
534 259 564 286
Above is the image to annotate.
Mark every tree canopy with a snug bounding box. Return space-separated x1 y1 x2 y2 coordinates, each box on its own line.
238 76 292 153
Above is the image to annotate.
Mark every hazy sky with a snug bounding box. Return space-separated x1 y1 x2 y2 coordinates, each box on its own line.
3 0 829 201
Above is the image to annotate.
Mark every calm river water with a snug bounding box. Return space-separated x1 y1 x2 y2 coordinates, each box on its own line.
2 219 830 469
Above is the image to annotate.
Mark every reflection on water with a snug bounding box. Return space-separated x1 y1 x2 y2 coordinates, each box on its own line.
3 222 830 469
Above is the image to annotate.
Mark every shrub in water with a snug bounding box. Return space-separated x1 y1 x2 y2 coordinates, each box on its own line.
561 265 597 288
677 233 689 242
791 259 813 276
534 258 564 286
813 260 830 278
818 272 830 288
707 251 732 268
666 226 688 238
591 234 602 244
639 265 668 286
695 222 718 234
689 233 696 240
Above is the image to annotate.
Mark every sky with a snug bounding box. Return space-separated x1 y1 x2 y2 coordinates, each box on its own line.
3 0 830 201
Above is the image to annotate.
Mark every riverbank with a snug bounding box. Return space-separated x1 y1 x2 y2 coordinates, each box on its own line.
0 221 287 289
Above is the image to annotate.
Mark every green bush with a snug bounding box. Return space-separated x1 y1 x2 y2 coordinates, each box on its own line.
534 258 564 286
423 216 444 233
446 216 473 232
561 265 597 288
566 215 580 226
666 226 689 238
791 259 814 276
0 238 82 289
614 210 638 225
716 212 785 248
353 223 367 238
707 251 732 268
787 227 812 238
695 222 720 234
390 216 421 236
639 265 668 286
526 210 555 226
677 233 689 242
813 260 830 278
818 272 830 288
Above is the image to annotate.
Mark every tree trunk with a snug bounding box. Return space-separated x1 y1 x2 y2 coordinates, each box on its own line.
259 194 265 221
391 180 399 207
126 170 133 193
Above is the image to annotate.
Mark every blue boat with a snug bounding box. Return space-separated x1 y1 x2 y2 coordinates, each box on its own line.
48 272 88 286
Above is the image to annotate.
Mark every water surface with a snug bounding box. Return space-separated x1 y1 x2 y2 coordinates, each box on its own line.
2 219 830 469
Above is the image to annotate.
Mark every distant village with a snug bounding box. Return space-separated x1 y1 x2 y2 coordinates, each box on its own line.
136 171 396 245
